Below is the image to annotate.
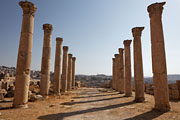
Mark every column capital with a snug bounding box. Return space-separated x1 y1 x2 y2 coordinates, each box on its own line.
72 57 76 61
114 54 119 58
147 2 166 18
68 54 73 57
19 1 37 16
43 24 53 33
63 46 69 51
123 40 132 46
112 58 115 61
56 37 63 43
118 48 124 53
132 27 144 37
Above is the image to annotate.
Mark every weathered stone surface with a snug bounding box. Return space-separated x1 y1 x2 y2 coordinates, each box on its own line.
40 24 53 97
123 40 132 97
148 2 170 111
53 37 63 95
118 48 125 94
61 46 69 92
72 57 76 89
67 54 72 91
112 58 116 89
132 27 145 102
13 1 37 108
114 54 120 91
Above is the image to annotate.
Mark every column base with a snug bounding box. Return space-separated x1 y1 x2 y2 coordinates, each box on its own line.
134 97 145 103
119 92 124 94
13 104 28 109
154 105 171 112
124 93 132 97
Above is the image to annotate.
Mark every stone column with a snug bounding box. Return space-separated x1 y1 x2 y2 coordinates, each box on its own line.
118 48 125 94
53 37 63 95
61 46 68 93
67 54 72 91
123 40 132 97
112 58 116 89
40 24 53 97
13 1 37 108
132 27 145 102
114 54 120 91
72 57 76 89
148 2 170 111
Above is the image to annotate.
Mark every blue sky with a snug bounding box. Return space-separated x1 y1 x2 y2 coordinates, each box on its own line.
0 0 180 76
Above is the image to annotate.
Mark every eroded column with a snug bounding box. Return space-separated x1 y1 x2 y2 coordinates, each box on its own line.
148 2 170 111
53 37 63 95
132 27 145 102
72 57 76 89
114 54 120 91
40 24 53 97
118 48 125 94
112 58 116 89
123 40 132 97
61 46 68 93
67 54 72 91
13 1 37 108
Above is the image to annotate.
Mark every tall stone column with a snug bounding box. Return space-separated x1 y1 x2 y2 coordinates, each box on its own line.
40 24 53 97
67 54 72 91
132 27 145 102
112 58 116 89
123 40 132 97
118 48 125 94
13 1 37 108
53 37 63 95
148 2 170 111
72 57 76 89
61 46 69 93
114 54 120 91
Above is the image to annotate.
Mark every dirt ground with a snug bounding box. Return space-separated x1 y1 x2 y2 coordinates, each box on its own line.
0 87 180 120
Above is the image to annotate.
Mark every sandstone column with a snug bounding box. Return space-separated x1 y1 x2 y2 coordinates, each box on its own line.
123 40 132 97
132 27 145 102
118 48 125 94
13 1 37 108
67 54 72 91
112 58 116 89
40 24 53 97
114 54 120 91
72 57 76 89
148 2 170 111
53 37 63 95
61 46 68 93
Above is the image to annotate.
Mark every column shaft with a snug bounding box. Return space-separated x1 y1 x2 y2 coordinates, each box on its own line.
148 2 170 111
132 27 145 102
61 46 68 92
67 54 72 91
13 1 37 108
53 38 63 95
40 24 53 97
119 48 125 94
124 40 132 97
72 57 76 89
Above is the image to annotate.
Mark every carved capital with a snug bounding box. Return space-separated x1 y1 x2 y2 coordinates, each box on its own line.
72 57 76 61
19 1 37 16
63 46 69 51
147 2 166 18
112 58 115 62
68 54 73 58
114 54 119 58
123 40 132 46
132 27 144 37
43 24 53 33
118 48 124 54
56 37 63 44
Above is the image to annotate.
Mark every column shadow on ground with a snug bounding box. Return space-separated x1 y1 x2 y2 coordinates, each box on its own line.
124 110 166 120
61 96 124 105
38 101 135 120
72 93 119 99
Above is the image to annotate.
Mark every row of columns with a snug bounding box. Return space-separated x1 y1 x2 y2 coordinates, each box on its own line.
13 1 77 108
111 2 170 111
